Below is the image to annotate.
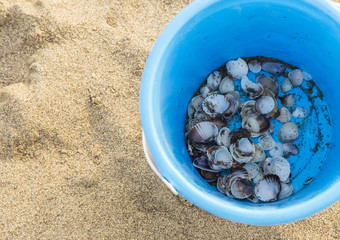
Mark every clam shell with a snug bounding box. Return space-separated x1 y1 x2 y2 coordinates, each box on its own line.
217 175 227 194
241 76 264 99
230 178 254 199
187 103 195 119
193 156 220 173
187 121 218 143
210 116 227 130
201 170 219 182
193 111 208 120
241 100 256 119
268 122 275 134
256 95 275 115
248 194 260 203
230 138 255 163
282 142 299 156
208 146 233 169
292 106 307 118
200 85 210 96
219 76 235 93
248 60 262 73
278 122 299 142
263 157 291 182
281 78 293 94
243 162 260 179
225 169 250 198
223 92 241 118
280 94 296 108
303 71 312 81
268 142 283 158
262 62 287 76
229 128 251 144
242 114 271 136
262 89 279 118
250 144 266 163
252 170 264 185
276 107 292 123
190 95 205 113
226 58 249 79
288 69 303 87
216 127 231 147
202 94 230 117
207 71 222 91
256 75 279 97
278 182 294 199
258 134 276 150
255 174 281 202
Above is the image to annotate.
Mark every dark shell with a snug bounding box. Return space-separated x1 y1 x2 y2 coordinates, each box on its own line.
282 143 299 156
262 62 287 76
187 121 218 143
256 75 279 98
201 170 219 182
229 128 251 144
230 178 254 199
193 156 220 173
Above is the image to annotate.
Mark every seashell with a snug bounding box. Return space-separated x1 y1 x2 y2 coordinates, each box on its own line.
202 94 230 117
248 60 262 73
250 144 266 163
200 85 211 96
191 141 211 152
276 107 292 123
241 76 264 99
282 142 299 156
223 91 241 118
258 134 276 150
262 89 279 118
243 162 260 179
193 156 221 172
201 170 219 182
230 138 255 163
252 170 264 185
292 106 307 118
242 114 271 136
268 122 275 134
288 69 303 87
207 146 233 169
190 95 205 113
187 121 218 143
228 128 251 144
256 75 279 98
219 76 235 93
303 71 312 81
230 178 254 199
194 111 208 120
206 71 222 91
226 58 249 79
255 95 276 115
263 156 291 182
278 182 294 199
262 62 287 76
281 78 294 94
210 116 227 130
268 142 283 158
280 94 296 108
187 103 195 119
217 175 227 194
216 127 231 147
248 193 260 203
241 100 257 119
278 122 299 142
225 169 250 198
255 174 281 202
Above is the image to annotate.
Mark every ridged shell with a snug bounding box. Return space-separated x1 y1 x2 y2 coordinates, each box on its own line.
243 162 260 179
252 170 264 185
202 94 230 117
292 106 307 118
262 62 287 76
256 95 276 115
278 122 299 142
281 78 293 94
225 169 250 198
226 58 249 79
278 182 294 199
288 69 303 87
255 174 281 202
219 76 235 93
263 157 291 182
187 121 218 143
241 76 264 99
280 94 296 108
258 134 276 150
248 60 262 73
276 107 292 123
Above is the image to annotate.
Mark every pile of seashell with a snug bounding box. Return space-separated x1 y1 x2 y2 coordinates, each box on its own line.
186 57 311 202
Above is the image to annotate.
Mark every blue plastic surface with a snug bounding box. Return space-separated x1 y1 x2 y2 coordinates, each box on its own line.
140 0 340 225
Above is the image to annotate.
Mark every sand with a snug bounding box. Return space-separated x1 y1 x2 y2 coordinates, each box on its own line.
0 0 338 239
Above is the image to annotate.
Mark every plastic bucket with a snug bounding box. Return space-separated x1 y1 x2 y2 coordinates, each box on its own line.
140 0 340 225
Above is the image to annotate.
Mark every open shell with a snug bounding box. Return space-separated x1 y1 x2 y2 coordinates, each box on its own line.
202 94 230 117
268 142 283 158
226 58 249 79
256 75 279 98
242 114 271 136
219 76 235 93
193 156 221 173
255 174 281 202
262 62 286 76
278 182 294 199
241 100 257 119
243 162 260 179
225 169 250 198
278 122 299 143
230 178 254 199
282 143 299 156
276 107 292 123
216 127 231 147
223 91 241 118
207 146 233 170
187 121 218 143
230 138 255 163
241 76 264 99
250 144 266 163
248 60 262 73
258 134 276 150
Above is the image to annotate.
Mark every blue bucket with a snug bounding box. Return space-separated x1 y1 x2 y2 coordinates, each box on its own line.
140 0 340 225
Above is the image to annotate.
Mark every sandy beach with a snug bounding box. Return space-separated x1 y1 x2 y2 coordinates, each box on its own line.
0 0 338 239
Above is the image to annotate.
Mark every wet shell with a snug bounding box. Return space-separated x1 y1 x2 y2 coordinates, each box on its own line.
263 157 291 182
187 121 218 143
278 122 299 142
241 100 257 119
268 142 283 158
207 71 222 91
258 134 276 150
255 174 281 202
282 143 299 156
248 60 262 73
250 144 266 163
288 69 303 87
280 94 296 108
241 76 264 99
281 78 294 94
216 127 231 147
230 138 255 163
243 162 260 179
276 107 292 123
303 71 312 81
279 182 294 199
242 114 271 136
256 75 279 97
230 178 254 199
256 95 276 115
193 156 220 172
219 76 235 93
202 94 230 117
226 58 249 79
292 106 307 118
262 62 287 76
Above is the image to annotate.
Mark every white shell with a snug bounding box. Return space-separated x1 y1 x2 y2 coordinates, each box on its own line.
248 60 262 73
303 71 312 81
226 58 249 79
279 182 294 199
280 94 296 108
187 103 195 119
263 157 291 182
241 100 256 119
258 134 276 150
288 69 304 87
243 162 260 179
292 106 307 118
268 122 275 134
278 122 299 142
282 143 299 156
200 85 210 96
230 138 255 163
255 175 281 202
256 75 279 97
250 144 266 163
252 171 264 185
255 95 275 115
187 121 218 143
241 76 264 99
223 92 241 118
268 142 283 157
219 76 235 93
281 78 293 94
216 127 231 147
190 95 205 112
276 107 292 123
213 146 233 169
207 71 222 91
202 94 230 117
242 114 270 135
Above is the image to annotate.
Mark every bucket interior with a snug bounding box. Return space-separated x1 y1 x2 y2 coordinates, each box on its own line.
144 0 340 223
